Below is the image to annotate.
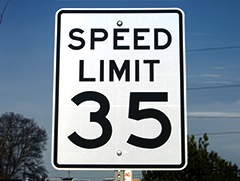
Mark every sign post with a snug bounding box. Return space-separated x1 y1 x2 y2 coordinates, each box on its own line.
52 8 187 170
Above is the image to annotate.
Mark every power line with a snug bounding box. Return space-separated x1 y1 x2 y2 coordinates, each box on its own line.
187 84 240 90
193 131 240 136
186 46 240 91
188 116 240 119
187 45 240 52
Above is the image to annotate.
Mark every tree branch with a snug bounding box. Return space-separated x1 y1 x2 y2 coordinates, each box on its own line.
0 0 11 24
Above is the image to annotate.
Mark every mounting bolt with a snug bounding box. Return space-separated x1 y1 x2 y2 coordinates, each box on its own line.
117 20 123 27
117 150 122 156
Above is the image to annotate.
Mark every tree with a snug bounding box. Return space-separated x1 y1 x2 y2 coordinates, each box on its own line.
0 112 48 180
142 133 239 181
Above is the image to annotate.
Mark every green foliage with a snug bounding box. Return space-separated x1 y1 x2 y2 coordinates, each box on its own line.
142 133 239 181
0 112 48 180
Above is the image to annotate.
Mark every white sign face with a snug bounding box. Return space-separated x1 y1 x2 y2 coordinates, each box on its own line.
52 8 187 170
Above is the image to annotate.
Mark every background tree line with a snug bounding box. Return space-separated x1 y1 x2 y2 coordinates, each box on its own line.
1 112 239 180
142 133 239 180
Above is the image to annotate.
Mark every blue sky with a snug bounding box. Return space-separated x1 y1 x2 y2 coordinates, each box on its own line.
0 0 240 180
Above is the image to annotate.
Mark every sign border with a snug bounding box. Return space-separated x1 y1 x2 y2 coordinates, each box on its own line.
52 8 186 170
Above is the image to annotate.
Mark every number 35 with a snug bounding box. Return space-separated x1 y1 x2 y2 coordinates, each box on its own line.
68 91 171 149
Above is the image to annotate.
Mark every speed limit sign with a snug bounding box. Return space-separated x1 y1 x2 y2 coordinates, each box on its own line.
52 8 187 170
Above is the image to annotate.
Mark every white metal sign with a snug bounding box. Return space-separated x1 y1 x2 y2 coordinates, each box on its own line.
52 8 187 170
124 170 132 181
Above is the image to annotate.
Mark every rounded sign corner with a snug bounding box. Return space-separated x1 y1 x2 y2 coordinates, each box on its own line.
172 7 185 16
178 159 188 171
52 159 61 170
55 8 65 17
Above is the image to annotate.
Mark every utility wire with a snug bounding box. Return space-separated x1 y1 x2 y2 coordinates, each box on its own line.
186 46 240 90
188 116 240 119
187 84 240 90
193 131 240 136
187 45 240 52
